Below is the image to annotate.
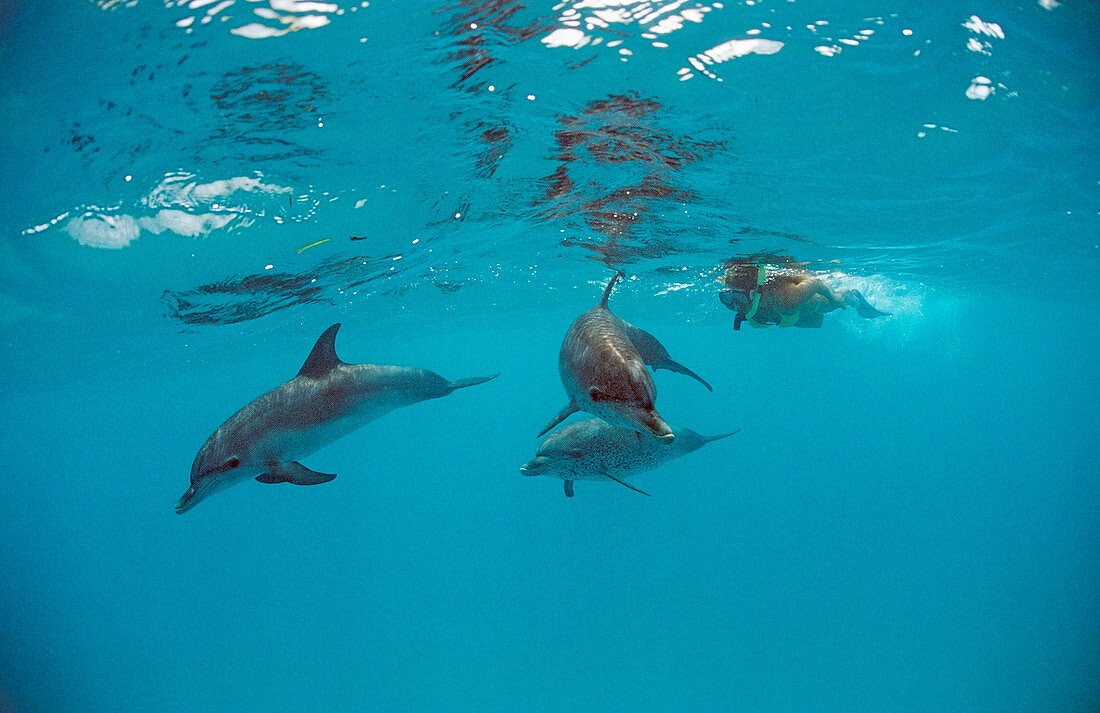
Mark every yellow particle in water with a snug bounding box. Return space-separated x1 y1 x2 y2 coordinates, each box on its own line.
297 238 331 254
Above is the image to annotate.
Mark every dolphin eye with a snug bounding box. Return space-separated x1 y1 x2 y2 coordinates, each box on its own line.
589 387 620 403
226 457 241 469
568 449 584 459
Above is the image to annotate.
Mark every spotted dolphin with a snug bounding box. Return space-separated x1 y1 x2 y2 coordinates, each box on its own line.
176 323 498 513
538 271 711 443
522 417 738 497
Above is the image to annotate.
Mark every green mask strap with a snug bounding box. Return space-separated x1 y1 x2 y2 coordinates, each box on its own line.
744 290 761 321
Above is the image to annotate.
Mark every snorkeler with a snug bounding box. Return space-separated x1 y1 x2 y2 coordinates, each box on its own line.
719 259 890 330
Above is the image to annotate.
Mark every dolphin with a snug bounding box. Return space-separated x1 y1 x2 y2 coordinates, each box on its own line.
537 271 711 443
176 323 498 513
522 417 739 497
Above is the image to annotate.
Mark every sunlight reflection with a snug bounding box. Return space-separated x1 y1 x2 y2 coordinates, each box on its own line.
91 0 137 9
161 0 344 38
810 17 885 59
966 76 994 101
542 0 722 56
963 15 1003 57
679 37 783 81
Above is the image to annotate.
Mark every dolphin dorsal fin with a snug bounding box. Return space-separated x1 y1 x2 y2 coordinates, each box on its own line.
298 323 344 378
599 271 625 308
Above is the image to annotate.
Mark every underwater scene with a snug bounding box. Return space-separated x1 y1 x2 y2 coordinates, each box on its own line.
0 1 1097 711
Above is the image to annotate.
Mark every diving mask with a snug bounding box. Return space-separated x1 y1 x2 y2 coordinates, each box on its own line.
720 287 756 311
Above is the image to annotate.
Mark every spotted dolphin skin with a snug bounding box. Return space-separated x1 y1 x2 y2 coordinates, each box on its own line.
522 417 738 497
538 271 712 443
176 323 498 513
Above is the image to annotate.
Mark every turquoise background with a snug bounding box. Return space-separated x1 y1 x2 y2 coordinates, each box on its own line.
0 1 1097 711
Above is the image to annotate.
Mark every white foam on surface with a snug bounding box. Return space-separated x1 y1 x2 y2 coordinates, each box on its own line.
65 214 142 249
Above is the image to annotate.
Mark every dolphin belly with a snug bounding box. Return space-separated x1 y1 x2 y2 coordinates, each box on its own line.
260 405 394 464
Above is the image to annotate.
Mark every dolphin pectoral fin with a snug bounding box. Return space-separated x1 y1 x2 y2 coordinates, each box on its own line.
620 322 713 392
605 473 650 496
449 373 500 391
564 480 574 498
656 358 712 391
256 462 337 486
537 401 579 437
704 428 743 443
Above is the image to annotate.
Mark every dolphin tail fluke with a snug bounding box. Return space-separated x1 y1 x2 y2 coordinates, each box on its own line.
256 462 337 486
564 480 574 497
849 290 891 319
606 472 650 496
599 270 626 307
537 401 579 437
704 428 742 443
449 373 500 392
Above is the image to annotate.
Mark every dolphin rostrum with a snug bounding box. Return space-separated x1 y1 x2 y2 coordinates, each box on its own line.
176 323 498 513
538 271 711 443
522 417 738 497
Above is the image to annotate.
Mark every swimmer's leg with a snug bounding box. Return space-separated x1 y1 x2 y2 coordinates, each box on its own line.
847 290 891 318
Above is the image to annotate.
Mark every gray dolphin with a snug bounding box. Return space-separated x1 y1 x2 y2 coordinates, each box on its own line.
538 271 711 443
176 323 498 513
522 417 738 497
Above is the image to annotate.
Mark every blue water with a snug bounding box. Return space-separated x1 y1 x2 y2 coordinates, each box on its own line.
1 1 1098 711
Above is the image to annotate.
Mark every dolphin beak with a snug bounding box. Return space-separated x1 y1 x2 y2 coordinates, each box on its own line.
607 402 675 444
642 411 675 444
520 457 547 476
175 483 206 514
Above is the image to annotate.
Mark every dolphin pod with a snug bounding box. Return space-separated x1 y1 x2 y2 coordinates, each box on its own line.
176 323 498 513
178 272 734 511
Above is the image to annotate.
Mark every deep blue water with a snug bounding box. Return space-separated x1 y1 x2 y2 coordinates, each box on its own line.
0 1 1097 712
